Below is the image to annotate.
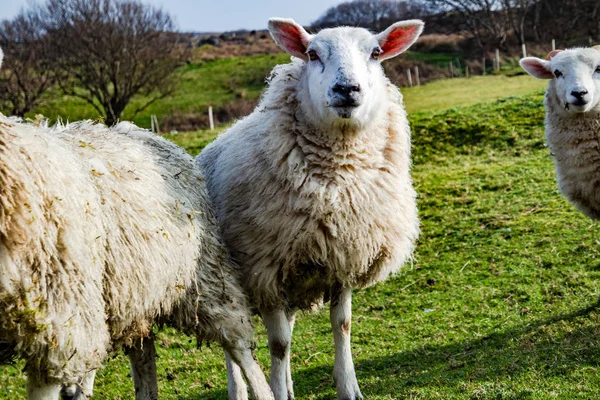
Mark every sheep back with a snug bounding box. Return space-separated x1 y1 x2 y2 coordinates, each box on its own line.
0 116 252 383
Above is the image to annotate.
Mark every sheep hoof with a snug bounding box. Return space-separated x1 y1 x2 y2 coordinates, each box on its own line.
60 385 86 400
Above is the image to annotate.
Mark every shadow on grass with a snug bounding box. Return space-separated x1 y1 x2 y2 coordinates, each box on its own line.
289 302 600 398
178 302 600 399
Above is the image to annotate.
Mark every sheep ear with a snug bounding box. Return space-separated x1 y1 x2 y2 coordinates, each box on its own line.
520 57 553 79
376 20 424 61
268 18 311 60
546 49 562 60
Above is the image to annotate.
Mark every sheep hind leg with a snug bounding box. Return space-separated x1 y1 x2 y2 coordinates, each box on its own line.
330 284 362 400
223 339 274 400
262 308 293 400
26 378 61 400
224 350 248 400
126 333 159 400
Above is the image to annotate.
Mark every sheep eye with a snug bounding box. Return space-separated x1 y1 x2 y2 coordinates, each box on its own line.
595 66 600 74
371 48 381 60
554 69 563 78
307 50 319 61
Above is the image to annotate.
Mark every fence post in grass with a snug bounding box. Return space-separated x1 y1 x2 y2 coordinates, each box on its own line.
449 62 454 77
208 106 214 131
482 57 486 75
406 69 413 87
152 115 160 134
552 39 556 51
150 114 155 133
495 49 500 71
466 65 470 78
414 66 420 86
522 43 527 58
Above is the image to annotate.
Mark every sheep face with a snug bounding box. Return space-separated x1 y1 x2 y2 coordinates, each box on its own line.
269 18 423 129
520 47 600 114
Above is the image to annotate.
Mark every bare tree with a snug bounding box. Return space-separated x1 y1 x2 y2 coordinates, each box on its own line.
40 0 184 126
424 0 510 48
0 10 55 117
312 0 425 31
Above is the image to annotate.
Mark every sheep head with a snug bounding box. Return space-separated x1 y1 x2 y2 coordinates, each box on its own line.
520 47 600 114
268 18 424 129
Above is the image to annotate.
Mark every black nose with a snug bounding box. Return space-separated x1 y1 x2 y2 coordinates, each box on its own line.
571 89 588 99
332 83 361 96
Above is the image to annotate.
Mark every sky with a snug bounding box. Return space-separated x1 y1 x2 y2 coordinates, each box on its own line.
0 0 347 32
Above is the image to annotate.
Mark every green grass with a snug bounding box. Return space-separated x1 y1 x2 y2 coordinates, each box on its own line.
402 75 547 114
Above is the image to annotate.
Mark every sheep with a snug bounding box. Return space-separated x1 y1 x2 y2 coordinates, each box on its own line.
0 112 273 399
520 47 600 219
198 17 423 400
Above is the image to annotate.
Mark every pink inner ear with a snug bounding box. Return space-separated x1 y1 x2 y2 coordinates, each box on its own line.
275 23 306 56
381 25 419 55
521 59 553 79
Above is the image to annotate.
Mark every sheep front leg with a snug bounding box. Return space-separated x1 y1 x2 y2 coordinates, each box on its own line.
60 370 97 399
285 310 297 399
223 339 274 400
262 308 293 400
27 379 61 400
126 334 158 400
330 285 362 400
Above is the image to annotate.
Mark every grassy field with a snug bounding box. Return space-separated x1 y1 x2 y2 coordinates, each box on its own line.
2 66 600 398
26 52 546 130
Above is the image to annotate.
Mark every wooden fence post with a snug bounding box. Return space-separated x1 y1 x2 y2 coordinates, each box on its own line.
495 49 500 71
466 65 470 78
414 66 420 86
552 39 556 51
208 106 214 131
522 43 527 58
482 57 486 75
406 69 413 87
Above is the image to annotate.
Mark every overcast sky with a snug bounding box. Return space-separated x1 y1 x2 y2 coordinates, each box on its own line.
0 0 347 32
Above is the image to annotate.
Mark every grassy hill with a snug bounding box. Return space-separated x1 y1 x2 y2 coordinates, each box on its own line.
3 57 599 399
28 52 546 131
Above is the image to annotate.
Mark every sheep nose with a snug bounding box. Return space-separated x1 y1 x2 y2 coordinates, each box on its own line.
332 83 361 96
571 89 588 99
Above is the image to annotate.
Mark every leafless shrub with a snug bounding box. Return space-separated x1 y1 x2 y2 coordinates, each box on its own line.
40 0 186 126
0 10 55 117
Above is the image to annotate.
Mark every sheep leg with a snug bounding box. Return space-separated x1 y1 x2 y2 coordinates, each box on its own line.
27 379 61 400
126 334 158 400
330 285 362 400
224 350 249 400
261 308 293 400
285 310 297 398
223 339 274 400
60 370 96 399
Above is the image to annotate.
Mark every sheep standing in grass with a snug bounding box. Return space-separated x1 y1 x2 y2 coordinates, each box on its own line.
198 18 423 399
0 112 273 399
521 47 600 219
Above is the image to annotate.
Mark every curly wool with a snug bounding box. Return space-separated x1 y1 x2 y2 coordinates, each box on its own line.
545 89 600 219
199 59 420 310
0 116 253 385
